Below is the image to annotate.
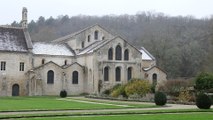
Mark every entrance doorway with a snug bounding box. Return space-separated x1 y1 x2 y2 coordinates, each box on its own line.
12 84 19 96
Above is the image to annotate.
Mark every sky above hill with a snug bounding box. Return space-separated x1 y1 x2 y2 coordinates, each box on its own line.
0 0 212 24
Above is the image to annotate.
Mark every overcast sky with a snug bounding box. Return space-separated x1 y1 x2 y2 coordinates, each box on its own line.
0 0 213 24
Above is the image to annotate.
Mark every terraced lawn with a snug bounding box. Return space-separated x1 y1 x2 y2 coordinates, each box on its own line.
0 97 154 111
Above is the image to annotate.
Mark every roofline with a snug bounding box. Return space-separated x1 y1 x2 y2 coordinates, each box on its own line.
143 65 167 74
0 25 23 29
31 61 84 71
93 36 142 54
52 24 115 43
140 47 156 60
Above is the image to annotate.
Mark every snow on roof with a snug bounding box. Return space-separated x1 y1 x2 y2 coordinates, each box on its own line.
0 26 28 52
32 42 74 56
140 47 155 60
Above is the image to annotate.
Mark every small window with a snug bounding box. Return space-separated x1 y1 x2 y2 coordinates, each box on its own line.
152 73 157 86
72 71 78 84
94 30 99 40
115 45 122 60
19 62 24 71
124 49 129 60
1 61 6 71
102 36 105 40
81 41 85 48
47 70 54 84
64 60 67 65
115 67 121 81
42 59 45 64
127 67 132 80
104 67 109 81
108 48 113 60
88 35 91 42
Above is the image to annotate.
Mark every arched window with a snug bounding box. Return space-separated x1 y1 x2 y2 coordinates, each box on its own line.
115 45 122 60
124 49 129 60
127 67 132 80
152 73 157 86
88 35 91 42
64 60 67 65
104 67 109 81
108 48 113 60
47 70 54 84
81 41 84 48
72 71 78 84
94 30 99 40
115 67 121 81
42 59 45 64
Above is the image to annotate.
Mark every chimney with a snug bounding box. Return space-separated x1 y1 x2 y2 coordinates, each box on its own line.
21 7 28 28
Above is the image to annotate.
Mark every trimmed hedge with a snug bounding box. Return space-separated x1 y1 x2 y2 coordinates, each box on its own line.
154 92 167 106
60 90 67 98
196 93 211 109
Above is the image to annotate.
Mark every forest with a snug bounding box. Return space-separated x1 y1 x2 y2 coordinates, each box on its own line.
11 11 213 78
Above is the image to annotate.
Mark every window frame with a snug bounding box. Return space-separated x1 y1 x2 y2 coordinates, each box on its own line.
115 67 121 82
72 71 79 84
115 45 122 60
19 62 24 71
47 70 54 84
1 61 6 71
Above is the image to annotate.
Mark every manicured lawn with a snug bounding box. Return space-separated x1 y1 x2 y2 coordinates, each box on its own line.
0 97 154 111
21 113 213 120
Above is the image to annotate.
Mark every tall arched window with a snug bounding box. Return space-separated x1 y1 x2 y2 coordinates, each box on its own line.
81 41 85 48
104 67 109 81
115 67 121 81
108 48 113 60
88 35 91 42
42 59 45 64
124 49 129 61
72 71 78 84
152 73 157 86
94 30 99 40
127 67 132 80
64 60 67 65
115 45 122 60
47 70 54 84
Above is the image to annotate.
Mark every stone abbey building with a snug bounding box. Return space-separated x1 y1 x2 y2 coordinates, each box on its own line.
0 8 166 96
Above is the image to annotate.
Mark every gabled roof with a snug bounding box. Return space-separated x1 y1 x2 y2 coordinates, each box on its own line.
31 61 84 71
32 42 74 56
77 36 141 55
143 65 166 74
52 24 115 43
0 26 32 52
140 47 155 61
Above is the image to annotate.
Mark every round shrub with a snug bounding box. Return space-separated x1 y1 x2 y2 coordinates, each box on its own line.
196 93 211 109
154 92 167 106
60 90 67 98
111 85 126 98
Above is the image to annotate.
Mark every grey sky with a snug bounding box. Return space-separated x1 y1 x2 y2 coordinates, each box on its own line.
0 0 212 24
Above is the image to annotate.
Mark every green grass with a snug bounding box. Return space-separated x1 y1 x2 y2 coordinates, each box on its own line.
19 112 213 120
0 96 154 111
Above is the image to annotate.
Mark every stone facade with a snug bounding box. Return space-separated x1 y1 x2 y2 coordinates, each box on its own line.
0 8 167 96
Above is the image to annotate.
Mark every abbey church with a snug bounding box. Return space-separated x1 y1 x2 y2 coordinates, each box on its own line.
0 8 166 96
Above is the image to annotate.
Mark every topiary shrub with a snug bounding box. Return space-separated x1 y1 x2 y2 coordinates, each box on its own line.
154 92 167 106
196 93 212 109
60 90 67 98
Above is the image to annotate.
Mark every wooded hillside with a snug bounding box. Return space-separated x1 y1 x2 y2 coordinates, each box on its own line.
12 12 213 78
